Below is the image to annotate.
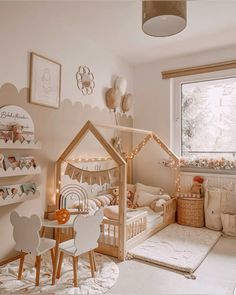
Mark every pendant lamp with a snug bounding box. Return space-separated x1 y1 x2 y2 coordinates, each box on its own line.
142 0 187 37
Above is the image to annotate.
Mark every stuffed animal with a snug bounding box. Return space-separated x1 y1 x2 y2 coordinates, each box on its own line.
190 176 204 196
111 187 137 208
11 123 25 143
111 187 119 205
150 198 166 213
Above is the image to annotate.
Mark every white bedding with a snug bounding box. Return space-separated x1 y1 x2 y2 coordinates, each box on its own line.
100 207 163 246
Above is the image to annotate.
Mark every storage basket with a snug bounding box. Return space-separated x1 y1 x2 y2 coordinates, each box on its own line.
177 197 204 227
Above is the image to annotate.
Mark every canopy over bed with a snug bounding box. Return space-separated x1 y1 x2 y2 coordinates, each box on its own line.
55 120 179 260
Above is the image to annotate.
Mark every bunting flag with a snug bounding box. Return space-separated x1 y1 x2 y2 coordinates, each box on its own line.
100 170 110 185
72 169 82 182
82 170 91 184
91 172 101 185
64 163 119 185
64 163 74 178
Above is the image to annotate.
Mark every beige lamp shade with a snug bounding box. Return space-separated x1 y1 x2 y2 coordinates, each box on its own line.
142 1 187 37
121 93 133 113
105 88 122 110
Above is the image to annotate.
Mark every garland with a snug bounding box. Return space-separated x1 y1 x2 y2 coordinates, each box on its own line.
162 157 236 170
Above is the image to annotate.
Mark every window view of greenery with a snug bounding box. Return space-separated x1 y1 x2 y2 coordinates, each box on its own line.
181 77 236 159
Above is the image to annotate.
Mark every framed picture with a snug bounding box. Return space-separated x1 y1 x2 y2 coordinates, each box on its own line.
30 52 61 109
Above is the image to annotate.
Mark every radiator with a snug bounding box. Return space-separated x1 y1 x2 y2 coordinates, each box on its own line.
180 171 236 193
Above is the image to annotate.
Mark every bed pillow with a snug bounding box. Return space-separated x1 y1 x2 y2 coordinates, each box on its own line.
134 183 164 205
103 205 134 220
103 205 119 220
137 190 170 207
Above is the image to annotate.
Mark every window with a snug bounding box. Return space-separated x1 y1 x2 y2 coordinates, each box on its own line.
172 69 236 159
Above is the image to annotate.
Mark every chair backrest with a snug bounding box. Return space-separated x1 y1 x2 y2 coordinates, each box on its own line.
73 209 103 256
10 211 42 255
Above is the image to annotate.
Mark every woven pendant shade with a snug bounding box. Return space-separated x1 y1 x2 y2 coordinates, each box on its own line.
142 1 187 37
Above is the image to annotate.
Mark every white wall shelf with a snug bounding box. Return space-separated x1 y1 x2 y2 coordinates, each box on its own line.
0 190 40 207
0 166 41 177
0 139 42 150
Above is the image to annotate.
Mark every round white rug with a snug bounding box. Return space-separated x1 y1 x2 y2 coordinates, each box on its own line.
0 253 119 294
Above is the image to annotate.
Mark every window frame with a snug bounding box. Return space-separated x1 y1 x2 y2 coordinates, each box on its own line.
171 68 236 158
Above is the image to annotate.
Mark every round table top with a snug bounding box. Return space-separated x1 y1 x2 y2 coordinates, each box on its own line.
42 215 76 228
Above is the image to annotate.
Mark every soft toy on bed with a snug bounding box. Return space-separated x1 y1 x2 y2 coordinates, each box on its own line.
150 199 166 213
111 187 137 209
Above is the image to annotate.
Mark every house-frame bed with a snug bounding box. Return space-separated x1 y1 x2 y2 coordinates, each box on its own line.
55 121 180 260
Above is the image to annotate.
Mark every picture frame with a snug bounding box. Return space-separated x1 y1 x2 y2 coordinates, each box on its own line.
30 52 61 109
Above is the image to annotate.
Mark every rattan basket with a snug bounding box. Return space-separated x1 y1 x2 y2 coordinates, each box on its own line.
177 197 204 228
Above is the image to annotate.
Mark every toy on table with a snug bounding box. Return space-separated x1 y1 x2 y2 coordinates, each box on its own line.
56 208 70 224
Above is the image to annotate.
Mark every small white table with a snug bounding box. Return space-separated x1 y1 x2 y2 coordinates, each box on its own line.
42 216 76 284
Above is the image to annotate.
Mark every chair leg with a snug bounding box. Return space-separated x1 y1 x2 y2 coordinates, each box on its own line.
89 251 95 278
92 251 97 272
18 253 25 280
50 248 55 264
56 252 64 279
35 255 41 286
73 256 78 287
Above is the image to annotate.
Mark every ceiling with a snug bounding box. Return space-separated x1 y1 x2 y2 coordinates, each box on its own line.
74 0 236 65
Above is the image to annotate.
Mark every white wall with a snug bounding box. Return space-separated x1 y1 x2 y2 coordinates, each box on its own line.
0 1 134 112
133 45 236 190
0 1 134 262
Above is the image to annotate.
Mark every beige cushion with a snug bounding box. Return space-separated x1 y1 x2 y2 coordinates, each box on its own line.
88 199 98 211
103 205 119 220
103 205 133 220
97 195 111 206
137 190 170 207
134 183 164 204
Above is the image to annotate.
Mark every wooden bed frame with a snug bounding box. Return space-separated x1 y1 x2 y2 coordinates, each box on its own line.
55 121 179 261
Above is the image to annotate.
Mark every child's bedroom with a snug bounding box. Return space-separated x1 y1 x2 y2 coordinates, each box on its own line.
0 1 236 294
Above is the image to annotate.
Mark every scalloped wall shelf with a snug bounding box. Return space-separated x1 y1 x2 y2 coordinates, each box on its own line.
0 166 41 177
0 190 40 207
0 140 42 149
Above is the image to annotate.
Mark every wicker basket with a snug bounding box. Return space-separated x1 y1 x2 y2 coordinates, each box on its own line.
177 197 204 228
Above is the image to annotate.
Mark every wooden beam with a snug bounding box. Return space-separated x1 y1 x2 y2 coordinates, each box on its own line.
162 60 236 79
118 164 127 261
95 122 152 135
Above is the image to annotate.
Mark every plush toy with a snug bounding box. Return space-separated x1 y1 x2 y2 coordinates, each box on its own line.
190 176 204 196
111 187 119 205
11 123 25 143
111 187 137 209
150 198 166 213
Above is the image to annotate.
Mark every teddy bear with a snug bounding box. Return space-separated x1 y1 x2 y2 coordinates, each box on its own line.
111 187 137 209
150 198 166 213
10 211 41 255
190 175 204 196
11 123 25 143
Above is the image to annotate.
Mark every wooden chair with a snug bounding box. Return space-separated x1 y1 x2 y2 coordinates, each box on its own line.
10 211 56 286
56 209 103 287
